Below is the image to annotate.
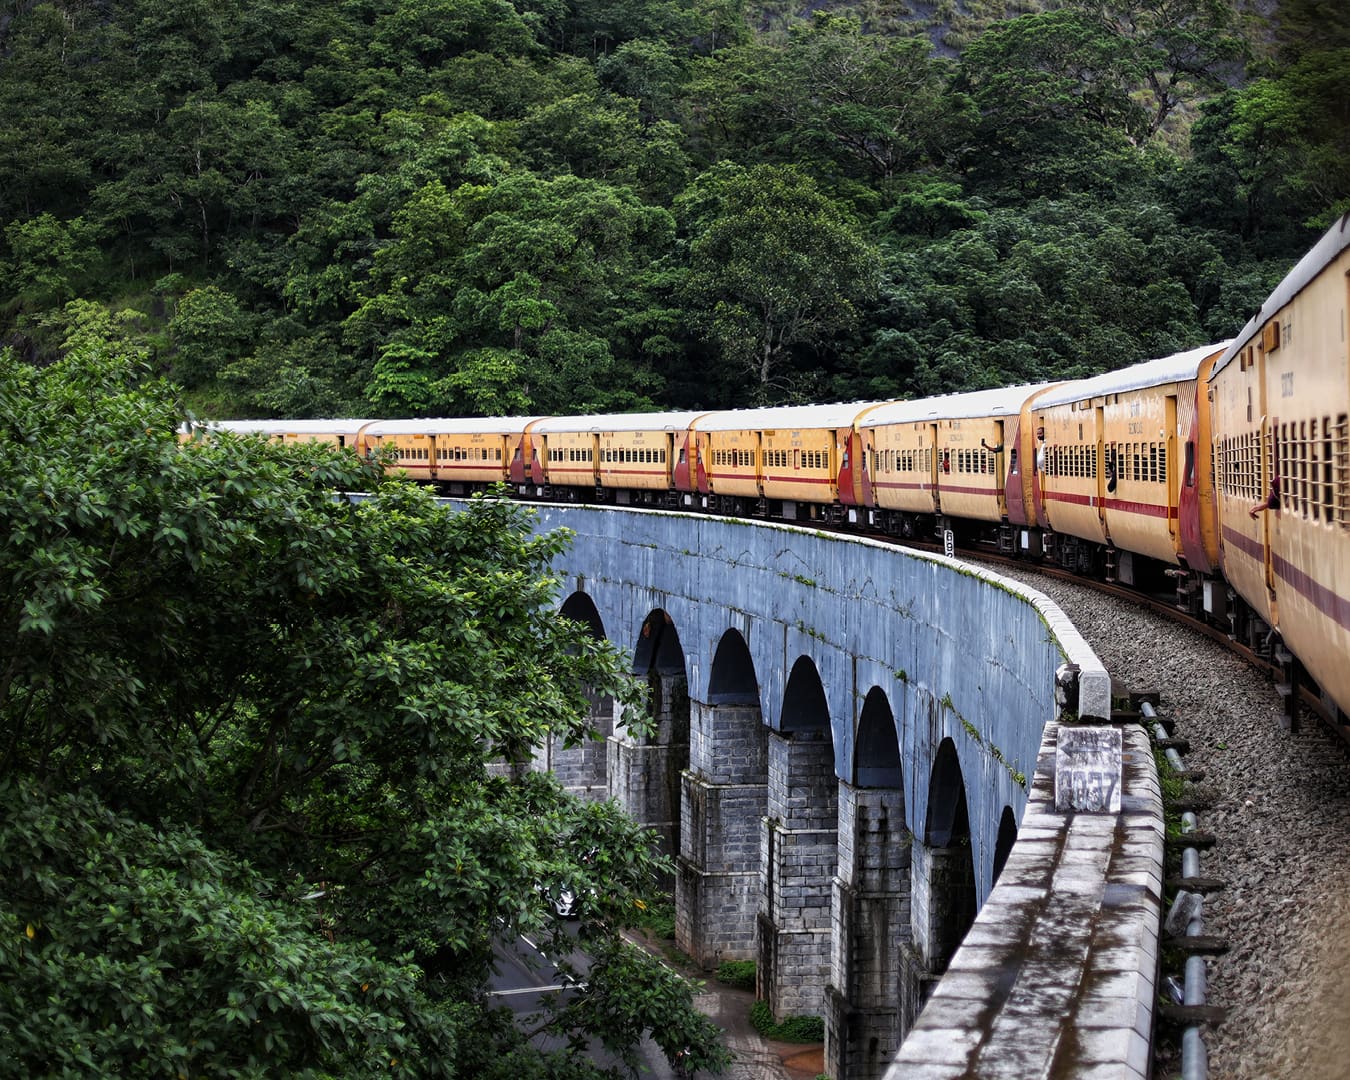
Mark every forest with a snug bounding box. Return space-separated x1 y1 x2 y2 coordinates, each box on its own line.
2 3 1349 1075
2 0 1347 416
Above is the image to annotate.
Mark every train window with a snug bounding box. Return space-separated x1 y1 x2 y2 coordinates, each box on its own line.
1335 414 1349 526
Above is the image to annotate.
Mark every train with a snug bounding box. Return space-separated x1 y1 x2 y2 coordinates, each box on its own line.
190 215 1350 731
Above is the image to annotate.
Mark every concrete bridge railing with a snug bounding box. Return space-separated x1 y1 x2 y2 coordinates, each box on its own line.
458 500 1163 1080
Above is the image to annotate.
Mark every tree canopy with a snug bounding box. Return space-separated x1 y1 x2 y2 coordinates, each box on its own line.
0 349 728 1078
0 0 1339 411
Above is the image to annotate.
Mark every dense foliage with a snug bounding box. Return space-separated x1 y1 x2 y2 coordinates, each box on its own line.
1 0 1346 412
0 350 729 1077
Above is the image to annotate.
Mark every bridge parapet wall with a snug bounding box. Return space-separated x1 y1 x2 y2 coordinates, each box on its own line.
884 719 1162 1080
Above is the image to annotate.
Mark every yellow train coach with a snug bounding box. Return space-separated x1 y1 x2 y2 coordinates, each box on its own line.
690 403 879 520
1210 215 1350 722
529 412 706 505
860 386 1049 542
1031 344 1227 579
363 418 533 491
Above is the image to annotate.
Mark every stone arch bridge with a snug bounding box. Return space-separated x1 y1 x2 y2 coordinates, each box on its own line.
476 502 1160 1080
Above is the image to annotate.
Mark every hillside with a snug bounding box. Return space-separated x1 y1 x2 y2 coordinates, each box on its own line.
1 0 1345 414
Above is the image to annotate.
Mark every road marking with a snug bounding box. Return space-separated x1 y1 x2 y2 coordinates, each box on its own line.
486 983 586 997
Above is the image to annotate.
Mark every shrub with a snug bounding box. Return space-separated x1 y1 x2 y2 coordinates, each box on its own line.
749 1000 825 1043
716 959 756 989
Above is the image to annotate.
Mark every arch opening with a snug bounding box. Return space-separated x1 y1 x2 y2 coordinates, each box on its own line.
633 609 685 676
780 655 829 732
923 738 977 974
707 628 759 706
855 686 902 790
992 805 1018 885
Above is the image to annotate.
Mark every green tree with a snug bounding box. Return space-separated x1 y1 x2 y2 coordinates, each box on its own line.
2 213 101 315
347 172 675 414
957 10 1150 199
676 163 880 402
769 13 968 183
0 349 729 1078
167 285 257 388
518 91 690 197
1071 0 1249 140
846 200 1219 399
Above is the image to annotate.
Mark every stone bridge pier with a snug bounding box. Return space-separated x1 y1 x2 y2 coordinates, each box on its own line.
758 725 837 1019
826 780 911 1077
676 696 766 966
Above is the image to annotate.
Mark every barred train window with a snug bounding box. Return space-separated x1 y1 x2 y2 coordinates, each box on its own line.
1336 414 1350 526
1280 415 1348 524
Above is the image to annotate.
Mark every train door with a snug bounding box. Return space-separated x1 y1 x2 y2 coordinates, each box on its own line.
838 428 866 507
1095 404 1108 534
991 419 1008 518
859 428 877 508
1255 342 1278 608
1165 394 1180 549
929 422 941 515
663 432 676 490
1258 413 1278 604
696 432 711 496
1031 418 1048 528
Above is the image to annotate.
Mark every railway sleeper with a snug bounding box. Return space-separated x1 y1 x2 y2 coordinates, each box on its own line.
1157 1003 1229 1028
1165 874 1225 893
1163 934 1229 956
1165 830 1216 850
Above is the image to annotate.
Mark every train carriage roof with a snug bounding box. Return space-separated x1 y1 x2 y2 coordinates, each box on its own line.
691 402 883 432
531 411 707 434
859 384 1052 428
363 417 544 436
192 418 376 435
1211 213 1350 378
1034 343 1229 409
